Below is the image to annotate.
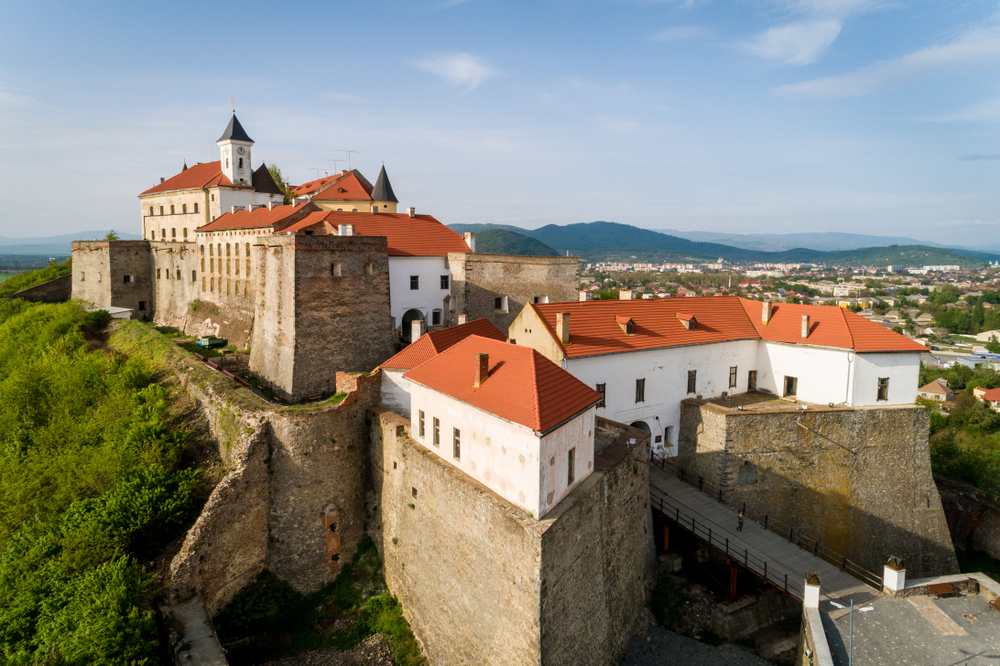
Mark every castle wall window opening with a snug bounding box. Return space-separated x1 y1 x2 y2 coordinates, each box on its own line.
159 206 164 215
729 366 738 389
170 205 175 214
596 383 606 408
172 228 176 238
453 428 461 460
194 203 199 213
182 204 187 214
440 275 449 289
687 370 697 394
635 378 645 403
433 417 440 447
877 377 889 401
410 275 419 290
419 411 425 438
568 447 575 485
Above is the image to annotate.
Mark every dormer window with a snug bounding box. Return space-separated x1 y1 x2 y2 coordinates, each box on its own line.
676 313 696 330
616 315 635 335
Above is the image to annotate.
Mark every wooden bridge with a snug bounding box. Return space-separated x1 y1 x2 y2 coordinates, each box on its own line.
649 463 881 613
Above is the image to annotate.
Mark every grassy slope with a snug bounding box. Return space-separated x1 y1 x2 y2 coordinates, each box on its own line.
0 258 71 296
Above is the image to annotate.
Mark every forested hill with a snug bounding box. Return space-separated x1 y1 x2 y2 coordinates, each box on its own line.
448 221 992 267
474 229 559 256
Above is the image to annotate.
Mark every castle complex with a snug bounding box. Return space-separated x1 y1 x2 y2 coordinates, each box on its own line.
73 114 960 665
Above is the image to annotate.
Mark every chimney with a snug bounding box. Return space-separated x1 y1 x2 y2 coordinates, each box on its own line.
464 232 476 253
407 207 416 218
474 353 489 387
458 314 468 325
231 206 239 214
371 205 379 214
620 289 633 300
762 301 773 324
579 290 592 301
803 572 821 609
337 224 354 237
882 557 906 595
556 312 570 344
801 314 810 338
160 177 165 183
268 201 275 210
411 319 426 342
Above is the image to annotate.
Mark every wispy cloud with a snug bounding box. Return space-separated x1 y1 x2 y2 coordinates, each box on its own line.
922 97 1000 123
775 0 883 18
960 154 1000 162
743 20 842 65
774 25 1000 98
0 86 37 109
650 25 714 42
414 53 499 91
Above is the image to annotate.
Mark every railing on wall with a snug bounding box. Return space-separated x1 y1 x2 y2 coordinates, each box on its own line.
650 453 883 591
650 485 805 601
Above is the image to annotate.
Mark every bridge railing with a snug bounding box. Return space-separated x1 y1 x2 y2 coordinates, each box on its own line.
650 485 805 600
650 454 882 591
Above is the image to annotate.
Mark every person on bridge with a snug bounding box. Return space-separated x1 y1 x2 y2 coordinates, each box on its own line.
737 511 744 532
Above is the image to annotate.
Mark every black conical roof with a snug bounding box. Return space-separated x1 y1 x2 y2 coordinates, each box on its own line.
252 164 284 195
371 165 398 203
218 113 253 143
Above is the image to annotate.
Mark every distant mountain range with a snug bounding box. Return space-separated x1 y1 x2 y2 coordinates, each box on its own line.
449 222 999 268
0 231 140 256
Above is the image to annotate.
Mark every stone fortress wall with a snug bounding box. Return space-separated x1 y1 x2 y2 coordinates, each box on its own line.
72 241 155 314
369 409 655 666
447 252 581 332
677 398 958 578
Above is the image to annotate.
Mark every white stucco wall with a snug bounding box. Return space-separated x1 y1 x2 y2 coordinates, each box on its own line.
564 339 760 457
756 342 853 406
381 369 411 418
388 256 451 329
408 383 594 517
849 352 920 406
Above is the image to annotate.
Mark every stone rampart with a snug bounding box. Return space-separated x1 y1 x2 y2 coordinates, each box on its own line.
71 240 154 315
369 410 654 666
6 274 71 303
936 477 1000 561
447 253 580 332
677 399 958 577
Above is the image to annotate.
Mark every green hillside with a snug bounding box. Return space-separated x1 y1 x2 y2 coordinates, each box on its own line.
474 229 559 256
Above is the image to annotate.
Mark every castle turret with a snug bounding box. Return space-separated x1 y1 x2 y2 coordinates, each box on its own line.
370 165 398 213
217 113 254 187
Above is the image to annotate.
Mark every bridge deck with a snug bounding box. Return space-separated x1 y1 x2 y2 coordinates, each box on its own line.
650 466 880 610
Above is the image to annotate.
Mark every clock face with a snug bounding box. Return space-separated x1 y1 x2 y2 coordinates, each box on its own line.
237 146 245 155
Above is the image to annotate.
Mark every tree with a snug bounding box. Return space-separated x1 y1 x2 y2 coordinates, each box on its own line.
104 231 120 241
267 164 294 205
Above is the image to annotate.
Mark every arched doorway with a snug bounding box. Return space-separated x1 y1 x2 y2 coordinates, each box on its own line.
629 420 652 433
401 308 425 343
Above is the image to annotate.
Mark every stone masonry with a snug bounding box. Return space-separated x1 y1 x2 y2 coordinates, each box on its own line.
369 409 654 666
71 240 155 316
447 252 580 333
677 398 958 578
250 235 394 401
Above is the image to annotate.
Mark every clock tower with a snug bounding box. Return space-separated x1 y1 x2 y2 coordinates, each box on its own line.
216 113 254 186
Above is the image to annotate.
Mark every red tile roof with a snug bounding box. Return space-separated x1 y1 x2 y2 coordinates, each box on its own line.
140 161 248 195
195 203 313 233
382 318 507 370
310 172 373 201
981 387 1000 402
404 336 602 433
317 212 471 256
527 297 925 358
919 380 951 395
289 171 355 196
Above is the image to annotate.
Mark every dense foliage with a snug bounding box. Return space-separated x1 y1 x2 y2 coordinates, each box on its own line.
0 299 200 665
0 259 71 297
474 229 559 256
921 364 1000 496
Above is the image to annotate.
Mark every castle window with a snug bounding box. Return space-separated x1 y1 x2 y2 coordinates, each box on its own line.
209 244 213 256
227 279 231 295
432 309 442 326
440 275 449 290
123 275 134 284
568 447 575 485
182 204 187 214
246 262 250 277
161 229 166 239
433 418 440 447
226 243 231 257
201 259 205 272
419 411 425 438
217 244 221 257
596 383 606 408
225 158 229 169
138 301 146 311
635 378 645 403
238 157 243 169
234 243 239 256
156 269 161 280
176 269 181 280
194 203 199 213
210 277 214 292
235 259 239 274
687 370 697 394
211 194 215 202
877 377 889 401
783 376 797 397
183 228 188 238
210 258 214 273
170 205 175 214
171 228 176 238
80 272 85 281
227 259 231 275
148 207 153 217
332 262 342 277
159 206 164 215
729 366 738 389
192 271 197 282
150 231 155 240
202 277 206 291
494 296 509 313
365 263 374 275
453 428 461 460
410 275 419 290
246 244 250 257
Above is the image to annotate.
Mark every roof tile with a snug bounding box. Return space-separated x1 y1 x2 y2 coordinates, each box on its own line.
382 318 507 370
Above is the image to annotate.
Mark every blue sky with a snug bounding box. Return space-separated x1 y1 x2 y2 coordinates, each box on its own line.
1 0 998 243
